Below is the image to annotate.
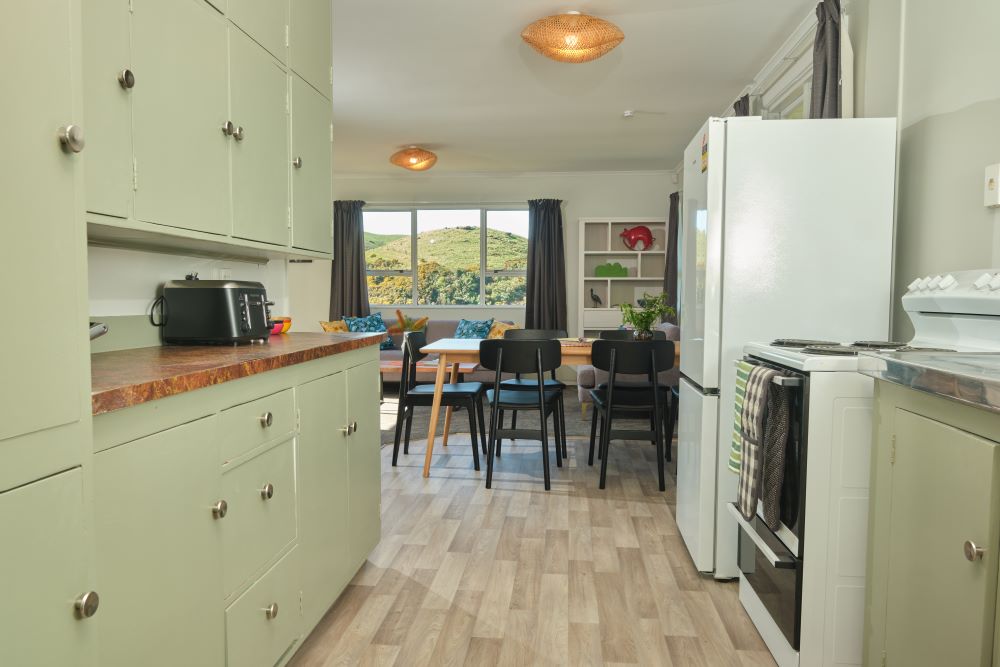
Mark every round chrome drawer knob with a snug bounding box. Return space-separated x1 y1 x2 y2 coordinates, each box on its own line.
965 540 985 562
221 120 234 136
58 125 85 153
74 591 100 619
265 602 279 620
118 68 135 89
292 157 303 169
259 412 273 428
212 499 228 519
233 125 245 141
260 483 274 501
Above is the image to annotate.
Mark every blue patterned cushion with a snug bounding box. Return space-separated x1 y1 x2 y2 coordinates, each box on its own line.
454 318 494 339
344 313 394 349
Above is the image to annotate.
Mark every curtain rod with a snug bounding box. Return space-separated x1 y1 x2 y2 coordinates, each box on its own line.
359 201 531 208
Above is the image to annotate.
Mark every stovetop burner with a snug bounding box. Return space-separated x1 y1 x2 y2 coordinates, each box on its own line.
852 341 907 350
894 346 957 353
802 345 860 356
772 338 840 348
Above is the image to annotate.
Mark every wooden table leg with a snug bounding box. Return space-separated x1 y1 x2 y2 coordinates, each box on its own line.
441 362 460 447
423 353 449 478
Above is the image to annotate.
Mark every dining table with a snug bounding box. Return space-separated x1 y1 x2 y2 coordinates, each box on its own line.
416 337 680 477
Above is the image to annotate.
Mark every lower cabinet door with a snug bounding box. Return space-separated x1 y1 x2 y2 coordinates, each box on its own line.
0 468 97 666
95 416 225 666
226 547 301 667
347 361 382 568
297 372 351 630
884 408 1000 666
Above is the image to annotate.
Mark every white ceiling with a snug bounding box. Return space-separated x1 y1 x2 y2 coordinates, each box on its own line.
331 0 816 175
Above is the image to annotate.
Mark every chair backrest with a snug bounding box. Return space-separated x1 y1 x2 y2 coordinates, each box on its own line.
504 328 568 340
479 339 561 375
591 339 675 382
401 330 429 390
599 329 667 341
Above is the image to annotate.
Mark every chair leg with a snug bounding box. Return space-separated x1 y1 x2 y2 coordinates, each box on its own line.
652 400 666 492
539 401 551 491
588 404 599 466
496 409 503 457
486 396 500 489
597 413 605 461
467 402 480 472
510 409 517 438
599 404 613 489
552 407 563 469
403 409 414 454
555 394 567 458
392 405 405 467
476 397 488 456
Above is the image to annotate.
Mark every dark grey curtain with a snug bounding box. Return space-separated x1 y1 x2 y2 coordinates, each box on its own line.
809 0 841 119
524 199 567 331
329 200 370 320
663 192 680 325
733 94 751 117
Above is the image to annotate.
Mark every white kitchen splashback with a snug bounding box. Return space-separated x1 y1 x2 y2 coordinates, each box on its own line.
88 246 288 317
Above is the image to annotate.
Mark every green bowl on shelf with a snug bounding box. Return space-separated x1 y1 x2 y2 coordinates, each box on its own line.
594 262 629 278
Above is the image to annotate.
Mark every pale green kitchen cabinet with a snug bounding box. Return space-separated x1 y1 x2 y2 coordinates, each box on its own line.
94 416 226 667
82 0 132 219
228 0 289 63
347 361 382 568
290 73 333 253
230 26 291 246
0 469 98 667
131 0 231 236
296 371 353 631
865 383 1000 667
289 0 332 97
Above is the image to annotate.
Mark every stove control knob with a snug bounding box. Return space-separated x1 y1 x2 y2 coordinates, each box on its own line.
928 275 943 290
939 274 957 290
907 278 923 292
975 273 992 290
989 275 1000 291
915 277 929 290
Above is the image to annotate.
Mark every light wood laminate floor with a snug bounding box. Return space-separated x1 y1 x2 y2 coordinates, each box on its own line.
288 434 776 666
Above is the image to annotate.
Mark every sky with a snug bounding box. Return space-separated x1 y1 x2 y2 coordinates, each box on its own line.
362 209 529 237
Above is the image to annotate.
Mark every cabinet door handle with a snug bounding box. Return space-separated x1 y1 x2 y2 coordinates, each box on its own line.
58 125 85 153
233 125 245 141
222 120 234 136
351 420 358 434
292 156 303 169
212 499 228 519
264 602 279 620
117 68 135 89
259 411 273 428
260 483 274 501
74 591 100 619
965 540 985 562
340 423 353 436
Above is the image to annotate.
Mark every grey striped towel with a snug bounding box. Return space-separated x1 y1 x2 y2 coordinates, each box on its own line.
737 365 781 522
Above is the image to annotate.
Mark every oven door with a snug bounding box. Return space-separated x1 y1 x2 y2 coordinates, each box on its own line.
728 503 801 650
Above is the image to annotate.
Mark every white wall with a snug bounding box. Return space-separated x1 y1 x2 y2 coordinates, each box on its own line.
288 170 674 335
88 246 288 318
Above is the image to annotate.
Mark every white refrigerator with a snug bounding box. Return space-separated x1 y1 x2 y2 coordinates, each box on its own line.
675 117 897 578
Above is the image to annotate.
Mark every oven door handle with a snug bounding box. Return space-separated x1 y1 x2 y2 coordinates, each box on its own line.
727 503 796 569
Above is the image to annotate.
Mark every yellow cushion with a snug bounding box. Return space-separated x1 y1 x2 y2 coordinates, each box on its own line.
488 321 518 339
319 320 349 333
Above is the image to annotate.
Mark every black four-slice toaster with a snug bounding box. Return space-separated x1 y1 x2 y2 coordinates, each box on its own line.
158 279 273 345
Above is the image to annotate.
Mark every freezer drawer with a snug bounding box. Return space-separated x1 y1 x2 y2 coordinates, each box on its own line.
676 376 719 573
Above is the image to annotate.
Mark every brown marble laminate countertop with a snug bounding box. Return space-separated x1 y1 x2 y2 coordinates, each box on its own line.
92 332 385 416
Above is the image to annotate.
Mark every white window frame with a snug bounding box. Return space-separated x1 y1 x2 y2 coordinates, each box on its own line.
364 204 529 308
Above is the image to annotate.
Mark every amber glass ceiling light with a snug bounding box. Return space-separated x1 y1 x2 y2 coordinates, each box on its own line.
390 146 437 171
521 11 624 64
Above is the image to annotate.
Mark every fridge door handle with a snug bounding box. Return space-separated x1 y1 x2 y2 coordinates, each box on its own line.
727 503 796 569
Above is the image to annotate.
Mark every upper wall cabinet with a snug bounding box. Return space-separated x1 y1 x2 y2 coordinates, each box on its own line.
82 0 132 219
291 74 333 253
230 28 290 246
229 0 288 63
289 0 332 97
132 0 231 236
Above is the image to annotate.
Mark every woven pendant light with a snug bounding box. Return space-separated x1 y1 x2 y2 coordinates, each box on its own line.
389 146 437 171
521 11 624 64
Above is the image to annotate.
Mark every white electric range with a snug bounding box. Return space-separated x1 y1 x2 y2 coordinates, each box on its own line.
731 269 1000 667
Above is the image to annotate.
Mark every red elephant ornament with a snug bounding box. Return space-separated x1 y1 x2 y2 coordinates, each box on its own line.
620 226 656 251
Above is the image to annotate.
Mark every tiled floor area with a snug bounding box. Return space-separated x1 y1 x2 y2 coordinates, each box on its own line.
288 433 775 666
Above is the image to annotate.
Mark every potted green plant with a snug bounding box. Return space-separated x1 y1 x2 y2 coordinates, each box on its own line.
619 292 675 341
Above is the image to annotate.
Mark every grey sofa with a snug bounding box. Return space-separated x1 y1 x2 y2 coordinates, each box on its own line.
379 319 514 384
576 322 680 416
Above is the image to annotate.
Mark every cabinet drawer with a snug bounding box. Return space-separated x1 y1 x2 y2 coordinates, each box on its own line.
582 309 623 328
221 389 295 465
226 546 301 667
222 439 297 595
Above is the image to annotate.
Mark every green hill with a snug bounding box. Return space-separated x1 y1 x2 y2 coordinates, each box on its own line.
364 232 406 251
366 227 527 270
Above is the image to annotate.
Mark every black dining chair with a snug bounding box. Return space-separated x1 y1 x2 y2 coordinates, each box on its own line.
499 329 568 458
479 339 564 491
588 339 675 491
393 330 488 470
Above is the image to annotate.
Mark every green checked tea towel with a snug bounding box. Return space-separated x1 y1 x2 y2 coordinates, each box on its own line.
728 360 754 474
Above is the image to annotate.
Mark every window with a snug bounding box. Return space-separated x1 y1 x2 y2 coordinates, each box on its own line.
364 207 529 306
